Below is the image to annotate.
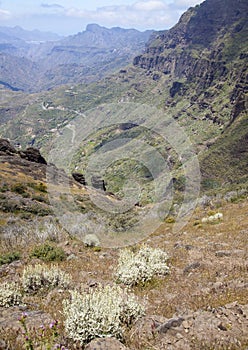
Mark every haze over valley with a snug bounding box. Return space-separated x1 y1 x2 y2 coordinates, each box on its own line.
0 0 247 348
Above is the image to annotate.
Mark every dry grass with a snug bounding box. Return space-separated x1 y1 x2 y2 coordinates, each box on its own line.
0 178 247 349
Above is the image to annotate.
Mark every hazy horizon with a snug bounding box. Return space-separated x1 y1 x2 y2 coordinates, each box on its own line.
0 0 203 36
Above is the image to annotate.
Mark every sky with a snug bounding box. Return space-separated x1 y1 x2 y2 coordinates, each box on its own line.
0 0 204 36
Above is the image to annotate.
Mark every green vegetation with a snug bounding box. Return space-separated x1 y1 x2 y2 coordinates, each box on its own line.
165 216 176 224
28 182 47 193
30 243 66 262
0 251 20 265
0 3 247 348
11 183 28 195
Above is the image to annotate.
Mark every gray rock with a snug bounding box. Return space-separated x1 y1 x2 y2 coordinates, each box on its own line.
183 262 201 274
215 251 232 257
85 337 129 349
72 172 86 185
19 147 47 164
0 307 52 329
91 175 106 191
0 139 17 155
156 317 185 334
66 253 78 261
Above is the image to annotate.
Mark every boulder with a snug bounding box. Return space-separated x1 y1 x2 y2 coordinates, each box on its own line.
19 147 47 164
0 307 52 330
0 139 17 155
155 317 185 333
91 175 106 191
72 172 86 185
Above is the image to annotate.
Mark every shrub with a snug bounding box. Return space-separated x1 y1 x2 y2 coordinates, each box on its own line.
0 183 8 192
35 182 47 193
31 195 48 203
22 264 71 292
26 204 52 216
33 221 61 243
63 284 144 345
193 220 201 226
165 216 175 223
82 234 100 247
0 251 21 265
115 245 169 286
11 183 27 195
201 212 223 223
30 243 66 262
0 282 22 307
28 182 47 193
1 220 62 250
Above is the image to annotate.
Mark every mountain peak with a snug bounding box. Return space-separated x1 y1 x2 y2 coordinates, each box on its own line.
85 23 104 32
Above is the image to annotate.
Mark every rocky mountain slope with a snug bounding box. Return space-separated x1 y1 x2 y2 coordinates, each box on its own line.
0 0 247 190
133 0 248 186
0 1 247 348
0 24 152 92
133 0 247 117
0 138 247 349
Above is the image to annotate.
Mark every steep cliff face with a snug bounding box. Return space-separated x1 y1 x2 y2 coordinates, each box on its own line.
0 0 247 187
134 0 247 97
134 0 248 184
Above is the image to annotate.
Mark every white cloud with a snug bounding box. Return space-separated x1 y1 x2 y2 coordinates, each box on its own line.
61 0 203 30
41 3 64 9
0 8 11 20
64 3 165 29
133 0 167 11
173 0 201 8
0 1 204 35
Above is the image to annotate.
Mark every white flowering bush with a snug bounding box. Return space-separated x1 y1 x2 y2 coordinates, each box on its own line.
22 264 71 292
63 284 144 345
83 234 100 247
0 282 22 307
116 245 169 286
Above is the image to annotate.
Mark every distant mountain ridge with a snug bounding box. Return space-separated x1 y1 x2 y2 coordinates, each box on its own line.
0 25 62 42
0 0 247 189
0 24 152 92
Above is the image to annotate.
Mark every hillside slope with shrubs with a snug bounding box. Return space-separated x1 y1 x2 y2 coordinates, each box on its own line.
0 137 247 349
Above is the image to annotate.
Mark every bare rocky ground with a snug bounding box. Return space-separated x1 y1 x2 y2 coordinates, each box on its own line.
0 140 247 349
0 197 247 349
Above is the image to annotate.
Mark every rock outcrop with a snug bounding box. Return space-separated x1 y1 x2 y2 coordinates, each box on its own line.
133 0 248 184
134 0 247 97
0 140 47 165
72 172 86 185
72 172 106 191
0 138 17 155
91 175 106 191
19 147 47 165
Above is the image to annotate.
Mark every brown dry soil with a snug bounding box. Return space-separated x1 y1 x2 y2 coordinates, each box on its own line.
0 147 247 349
0 197 247 349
